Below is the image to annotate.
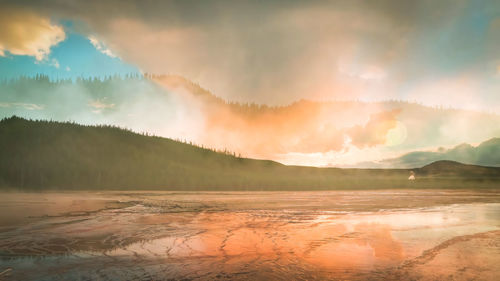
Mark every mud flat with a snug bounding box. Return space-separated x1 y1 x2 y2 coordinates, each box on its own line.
0 190 499 280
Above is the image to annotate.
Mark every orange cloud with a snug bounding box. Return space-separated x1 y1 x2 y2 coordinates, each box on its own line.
348 109 401 149
0 7 65 61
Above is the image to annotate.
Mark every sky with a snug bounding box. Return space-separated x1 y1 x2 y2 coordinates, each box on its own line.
1 0 499 110
0 0 499 166
0 20 139 80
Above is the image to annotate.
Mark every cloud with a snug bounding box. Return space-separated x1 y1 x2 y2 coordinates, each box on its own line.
89 98 115 113
34 57 60 69
8 0 498 110
0 6 65 61
0 102 44 110
154 76 401 158
338 62 387 82
84 5 402 105
88 36 117 58
347 109 401 149
50 58 60 68
404 75 486 111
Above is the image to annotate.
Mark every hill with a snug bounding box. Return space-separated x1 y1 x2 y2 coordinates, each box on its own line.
1 117 499 190
418 160 500 177
358 138 500 168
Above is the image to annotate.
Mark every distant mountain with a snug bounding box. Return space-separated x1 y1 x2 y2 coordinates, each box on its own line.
1 117 499 190
357 138 500 168
417 160 500 177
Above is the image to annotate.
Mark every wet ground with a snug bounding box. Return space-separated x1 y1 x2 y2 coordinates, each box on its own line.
0 190 499 280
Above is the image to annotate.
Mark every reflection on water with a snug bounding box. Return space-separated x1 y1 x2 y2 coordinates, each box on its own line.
0 190 499 280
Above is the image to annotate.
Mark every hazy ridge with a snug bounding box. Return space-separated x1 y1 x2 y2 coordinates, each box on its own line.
355 138 500 168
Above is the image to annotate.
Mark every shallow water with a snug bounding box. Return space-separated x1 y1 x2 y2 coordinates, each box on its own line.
0 190 499 280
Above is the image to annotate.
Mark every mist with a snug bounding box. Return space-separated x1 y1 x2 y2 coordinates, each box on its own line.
1 75 499 166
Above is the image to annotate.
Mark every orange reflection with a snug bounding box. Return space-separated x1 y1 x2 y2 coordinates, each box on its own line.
150 211 405 272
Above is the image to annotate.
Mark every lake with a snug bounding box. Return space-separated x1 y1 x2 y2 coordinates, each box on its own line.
0 190 499 280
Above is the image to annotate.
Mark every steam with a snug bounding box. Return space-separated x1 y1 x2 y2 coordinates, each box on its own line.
0 77 204 143
153 76 401 158
2 75 499 166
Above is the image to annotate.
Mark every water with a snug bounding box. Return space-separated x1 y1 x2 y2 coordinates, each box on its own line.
0 190 499 280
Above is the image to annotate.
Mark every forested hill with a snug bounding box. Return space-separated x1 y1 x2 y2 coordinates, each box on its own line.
1 117 499 190
0 116 283 189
